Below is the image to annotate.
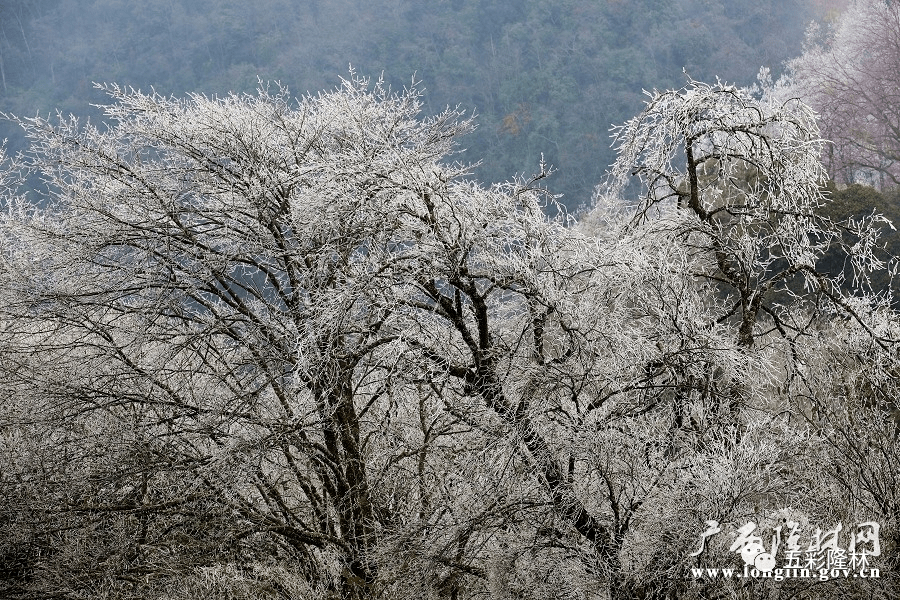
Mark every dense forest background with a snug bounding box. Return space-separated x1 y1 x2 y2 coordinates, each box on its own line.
0 0 849 207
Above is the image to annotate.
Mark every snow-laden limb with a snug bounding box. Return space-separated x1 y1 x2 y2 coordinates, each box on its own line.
605 78 894 348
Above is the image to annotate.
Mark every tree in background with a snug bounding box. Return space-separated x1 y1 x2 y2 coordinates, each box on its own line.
789 0 900 188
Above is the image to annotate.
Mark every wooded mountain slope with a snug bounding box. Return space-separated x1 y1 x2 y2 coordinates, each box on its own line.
0 0 839 207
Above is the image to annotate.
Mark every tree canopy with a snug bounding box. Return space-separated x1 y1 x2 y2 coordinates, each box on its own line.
0 73 898 600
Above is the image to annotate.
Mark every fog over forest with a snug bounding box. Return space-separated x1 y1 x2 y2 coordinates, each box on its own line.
1 0 846 206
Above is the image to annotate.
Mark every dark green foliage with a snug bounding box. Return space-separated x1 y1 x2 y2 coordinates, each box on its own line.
818 182 900 298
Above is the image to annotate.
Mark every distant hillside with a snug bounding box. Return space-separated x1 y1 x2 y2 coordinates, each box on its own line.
1 0 845 206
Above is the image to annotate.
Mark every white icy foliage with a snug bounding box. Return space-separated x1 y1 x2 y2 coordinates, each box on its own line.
1 72 897 600
3 73 735 597
787 0 900 187
603 78 893 347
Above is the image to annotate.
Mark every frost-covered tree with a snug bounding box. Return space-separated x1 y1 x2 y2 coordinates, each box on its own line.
1 73 897 600
789 0 900 187
0 74 726 599
593 74 900 600
606 77 894 348
0 75 489 599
